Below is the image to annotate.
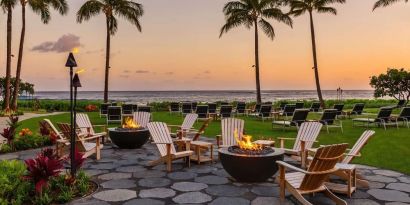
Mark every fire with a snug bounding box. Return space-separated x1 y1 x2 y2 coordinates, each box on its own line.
122 117 140 129
76 68 85 74
234 130 262 151
72 47 80 54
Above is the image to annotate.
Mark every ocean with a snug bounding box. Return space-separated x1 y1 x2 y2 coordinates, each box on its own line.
31 90 376 103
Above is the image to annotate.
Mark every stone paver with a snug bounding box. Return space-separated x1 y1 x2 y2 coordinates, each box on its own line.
368 189 410 203
195 175 229 185
209 197 250 205
172 192 212 204
171 182 208 192
387 183 410 193
206 185 248 197
101 179 136 189
123 198 165 205
138 177 171 188
139 188 176 198
93 189 137 202
98 172 132 180
167 171 197 180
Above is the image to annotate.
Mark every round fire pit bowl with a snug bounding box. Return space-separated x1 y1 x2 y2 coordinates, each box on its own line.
108 127 150 149
218 146 284 182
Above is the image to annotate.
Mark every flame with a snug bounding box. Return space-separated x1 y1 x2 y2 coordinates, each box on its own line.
234 130 262 151
72 47 80 54
76 68 85 74
122 117 140 129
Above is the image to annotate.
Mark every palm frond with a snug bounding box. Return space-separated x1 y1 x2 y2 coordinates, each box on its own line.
1 0 18 12
373 0 407 10
258 18 275 39
76 0 104 23
262 8 293 27
45 0 68 15
113 0 144 32
108 16 118 35
316 6 336 15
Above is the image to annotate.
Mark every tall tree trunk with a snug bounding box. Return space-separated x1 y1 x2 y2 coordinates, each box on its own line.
12 2 26 111
104 18 111 103
309 11 325 108
254 20 262 104
4 6 13 111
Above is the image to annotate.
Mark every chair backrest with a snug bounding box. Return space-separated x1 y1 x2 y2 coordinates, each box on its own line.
208 103 217 114
121 104 133 115
264 101 273 105
195 105 208 118
170 102 180 112
342 130 375 164
138 106 151 113
220 105 233 118
42 119 64 140
192 102 198 111
236 102 246 113
220 102 229 106
111 102 118 106
132 104 138 112
320 109 338 125
192 118 212 141
57 123 88 152
376 108 393 121
76 113 95 135
279 102 288 110
398 100 406 107
253 103 261 113
181 113 198 130
292 122 323 151
182 103 192 114
259 105 272 117
295 102 305 109
299 143 348 191
399 107 410 120
107 106 122 121
133 112 151 128
100 103 110 115
291 109 310 125
352 103 365 115
310 102 321 112
283 104 296 116
221 118 244 146
333 104 344 115
147 122 176 157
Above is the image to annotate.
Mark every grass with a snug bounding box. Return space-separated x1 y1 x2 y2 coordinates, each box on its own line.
17 110 410 174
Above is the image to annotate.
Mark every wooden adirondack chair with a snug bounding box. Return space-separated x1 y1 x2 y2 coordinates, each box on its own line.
57 123 103 160
147 122 193 172
279 122 322 168
76 113 107 142
277 143 349 205
132 111 151 128
188 117 213 141
42 119 69 156
168 113 198 138
216 118 244 148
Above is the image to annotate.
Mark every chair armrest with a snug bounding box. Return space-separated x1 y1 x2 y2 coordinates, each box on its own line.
78 135 101 141
152 142 172 145
277 161 308 173
167 125 181 128
93 125 107 128
216 135 221 146
345 152 361 157
277 137 296 141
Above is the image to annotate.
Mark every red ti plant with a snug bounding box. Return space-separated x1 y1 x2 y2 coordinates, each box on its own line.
65 149 86 185
24 150 64 194
38 121 51 136
1 116 20 150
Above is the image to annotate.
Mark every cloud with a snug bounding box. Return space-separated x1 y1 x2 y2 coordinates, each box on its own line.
135 70 150 74
32 34 81 53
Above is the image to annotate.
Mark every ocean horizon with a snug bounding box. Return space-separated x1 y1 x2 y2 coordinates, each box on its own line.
29 90 379 103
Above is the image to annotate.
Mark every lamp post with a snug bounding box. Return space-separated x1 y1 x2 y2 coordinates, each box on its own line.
72 74 82 175
65 52 77 176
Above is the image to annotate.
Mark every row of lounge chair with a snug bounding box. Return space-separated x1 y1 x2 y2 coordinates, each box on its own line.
100 103 151 124
353 106 410 130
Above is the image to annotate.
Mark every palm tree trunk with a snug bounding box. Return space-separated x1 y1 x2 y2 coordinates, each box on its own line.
12 2 26 111
254 20 262 104
104 18 111 103
4 5 13 111
309 11 325 108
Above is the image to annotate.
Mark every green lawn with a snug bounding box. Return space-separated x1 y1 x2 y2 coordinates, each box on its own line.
18 111 410 174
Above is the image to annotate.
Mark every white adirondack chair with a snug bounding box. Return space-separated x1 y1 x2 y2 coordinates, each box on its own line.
216 118 245 148
147 122 193 172
168 113 198 138
279 122 323 168
133 111 151 128
76 113 107 142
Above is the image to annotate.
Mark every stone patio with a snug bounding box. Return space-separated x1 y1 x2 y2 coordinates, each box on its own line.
2 137 410 205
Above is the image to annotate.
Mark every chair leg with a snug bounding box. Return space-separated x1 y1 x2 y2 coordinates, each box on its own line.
324 187 347 205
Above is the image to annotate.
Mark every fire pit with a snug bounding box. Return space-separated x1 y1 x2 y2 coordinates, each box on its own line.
218 133 284 182
108 117 150 149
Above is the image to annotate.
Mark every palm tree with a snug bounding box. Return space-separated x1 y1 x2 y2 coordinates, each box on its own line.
11 0 68 111
373 0 408 9
77 0 143 103
288 0 345 108
1 0 17 112
220 0 292 104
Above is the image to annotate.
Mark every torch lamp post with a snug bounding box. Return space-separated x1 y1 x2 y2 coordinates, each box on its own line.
65 52 77 176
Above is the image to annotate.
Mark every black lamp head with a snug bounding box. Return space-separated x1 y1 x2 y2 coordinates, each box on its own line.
65 52 78 68
72 74 82 88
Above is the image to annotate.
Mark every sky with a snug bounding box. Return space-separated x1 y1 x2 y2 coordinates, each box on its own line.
0 0 409 91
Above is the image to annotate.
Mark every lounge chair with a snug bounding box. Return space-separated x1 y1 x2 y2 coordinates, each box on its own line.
343 103 365 118
181 102 192 115
121 104 133 116
208 103 217 116
309 102 321 112
219 105 233 119
220 102 229 106
216 118 244 148
132 104 138 113
333 104 345 117
279 104 296 119
277 143 349 205
138 106 151 113
168 113 198 138
107 106 122 124
57 123 103 160
133 111 151 128
272 109 310 130
169 102 180 115
392 107 410 128
353 107 396 130
76 113 107 143
319 109 343 133
111 102 118 106
192 102 198 112
279 102 288 111
295 102 305 109
249 103 261 117
396 99 407 108
278 122 322 168
235 102 246 116
195 105 209 120
100 103 110 117
147 122 193 172
258 104 272 122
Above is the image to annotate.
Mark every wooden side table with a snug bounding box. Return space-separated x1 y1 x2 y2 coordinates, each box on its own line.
190 141 214 164
254 140 275 147
326 163 357 197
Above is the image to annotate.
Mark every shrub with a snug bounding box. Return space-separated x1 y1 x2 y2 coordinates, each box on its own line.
0 116 20 151
0 160 31 205
85 104 98 112
14 134 50 151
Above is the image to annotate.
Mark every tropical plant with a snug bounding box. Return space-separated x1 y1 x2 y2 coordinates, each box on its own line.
0 116 20 150
0 77 35 110
0 0 17 112
287 0 346 108
77 0 144 103
220 0 292 103
370 68 410 103
12 0 68 111
0 160 31 205
373 0 408 10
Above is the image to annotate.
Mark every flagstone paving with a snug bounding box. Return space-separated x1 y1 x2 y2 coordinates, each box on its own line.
4 137 410 205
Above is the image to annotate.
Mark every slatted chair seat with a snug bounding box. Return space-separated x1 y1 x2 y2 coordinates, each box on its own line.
133 111 151 128
216 118 244 147
147 122 193 172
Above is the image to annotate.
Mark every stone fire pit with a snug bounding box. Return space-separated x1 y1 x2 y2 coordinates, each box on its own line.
108 127 150 149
